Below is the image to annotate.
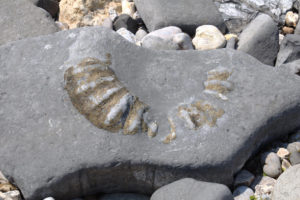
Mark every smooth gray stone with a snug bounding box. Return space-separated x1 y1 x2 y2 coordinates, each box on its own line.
287 142 300 165
238 14 279 66
226 38 237 49
295 20 300 35
141 35 180 50
272 164 300 200
172 33 194 50
232 186 254 200
261 152 282 178
135 29 148 41
0 27 300 200
133 0 227 35
102 18 113 30
0 0 59 46
99 193 149 200
150 178 233 200
276 34 300 67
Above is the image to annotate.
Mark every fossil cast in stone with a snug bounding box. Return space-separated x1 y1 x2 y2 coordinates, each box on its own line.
64 54 158 137
203 66 234 100
178 100 224 130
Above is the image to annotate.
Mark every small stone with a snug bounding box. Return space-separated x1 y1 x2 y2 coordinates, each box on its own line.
282 26 294 34
109 7 118 22
226 37 237 49
279 34 285 45
132 11 140 20
192 25 226 50
234 170 255 188
281 159 291 171
121 0 135 17
141 36 180 50
0 183 16 192
55 21 69 30
135 28 148 41
102 18 113 30
287 142 300 165
172 33 194 50
224 34 238 41
285 11 299 27
116 28 136 43
143 26 182 42
233 186 254 200
250 176 276 199
113 14 138 34
276 148 290 160
261 152 282 178
43 197 55 200
0 190 21 200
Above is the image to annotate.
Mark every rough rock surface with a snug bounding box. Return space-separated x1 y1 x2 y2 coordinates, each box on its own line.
0 27 300 200
133 0 227 35
279 59 300 75
59 0 122 29
150 178 233 200
238 14 279 66
272 164 300 200
0 0 59 46
276 34 300 67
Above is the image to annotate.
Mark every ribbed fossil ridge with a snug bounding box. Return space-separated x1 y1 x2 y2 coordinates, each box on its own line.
64 55 157 136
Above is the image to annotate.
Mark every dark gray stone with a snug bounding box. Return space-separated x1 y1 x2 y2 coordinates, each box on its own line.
0 0 59 46
272 164 300 200
150 178 233 200
233 170 255 188
0 27 300 200
238 14 279 66
226 38 237 49
99 193 149 200
113 14 138 34
141 36 180 50
287 142 300 165
133 0 227 35
276 34 300 67
35 0 60 18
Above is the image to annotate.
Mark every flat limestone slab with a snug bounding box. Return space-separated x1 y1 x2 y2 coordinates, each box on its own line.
0 27 299 200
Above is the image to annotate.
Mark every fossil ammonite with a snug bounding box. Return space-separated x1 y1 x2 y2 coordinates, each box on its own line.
64 54 158 137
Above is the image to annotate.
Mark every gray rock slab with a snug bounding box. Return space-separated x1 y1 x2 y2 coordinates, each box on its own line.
0 27 300 200
0 0 59 46
237 14 279 66
279 59 300 75
276 34 300 67
150 178 233 200
133 0 227 35
272 164 300 200
99 193 149 200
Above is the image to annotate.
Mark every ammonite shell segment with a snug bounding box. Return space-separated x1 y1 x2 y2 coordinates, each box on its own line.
64 55 157 137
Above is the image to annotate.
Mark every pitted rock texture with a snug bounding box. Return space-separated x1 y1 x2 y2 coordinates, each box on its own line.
59 0 122 29
0 27 300 200
133 0 227 35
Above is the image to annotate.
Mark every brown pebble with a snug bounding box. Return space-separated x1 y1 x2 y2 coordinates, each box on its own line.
282 26 294 35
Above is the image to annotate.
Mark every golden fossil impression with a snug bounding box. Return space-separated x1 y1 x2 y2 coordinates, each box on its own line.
64 55 157 137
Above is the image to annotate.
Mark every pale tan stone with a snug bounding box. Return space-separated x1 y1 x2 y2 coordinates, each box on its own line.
59 0 122 29
277 148 290 160
224 33 238 41
121 0 135 16
285 11 299 28
192 25 226 50
281 159 291 171
282 26 294 35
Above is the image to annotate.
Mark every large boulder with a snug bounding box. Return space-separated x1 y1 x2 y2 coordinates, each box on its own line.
237 14 279 66
0 27 300 200
276 34 300 67
133 0 227 35
272 164 300 200
0 0 59 46
150 178 233 200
